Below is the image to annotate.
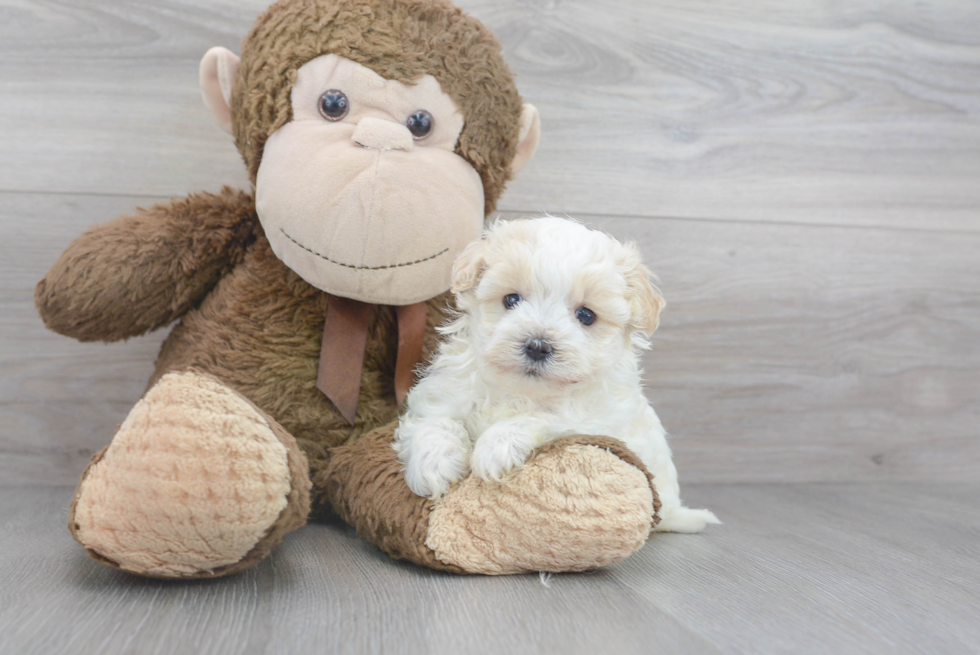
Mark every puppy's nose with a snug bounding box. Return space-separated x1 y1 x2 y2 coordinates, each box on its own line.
523 338 553 362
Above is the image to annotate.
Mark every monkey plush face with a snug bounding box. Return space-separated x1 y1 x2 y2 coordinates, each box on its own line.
254 55 483 304
198 0 540 306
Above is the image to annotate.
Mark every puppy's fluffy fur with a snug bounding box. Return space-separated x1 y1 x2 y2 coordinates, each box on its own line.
394 217 718 533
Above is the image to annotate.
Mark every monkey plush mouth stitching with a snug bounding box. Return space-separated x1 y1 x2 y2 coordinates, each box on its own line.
280 228 449 271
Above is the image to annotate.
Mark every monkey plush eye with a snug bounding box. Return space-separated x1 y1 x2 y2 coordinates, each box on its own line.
318 90 350 121
575 307 596 326
503 293 522 309
406 110 434 140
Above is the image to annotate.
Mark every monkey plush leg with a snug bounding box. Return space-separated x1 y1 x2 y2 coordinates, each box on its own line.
69 371 311 578
323 423 660 574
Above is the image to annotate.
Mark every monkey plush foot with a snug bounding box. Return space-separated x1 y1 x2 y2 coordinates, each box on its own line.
323 425 660 574
69 371 311 578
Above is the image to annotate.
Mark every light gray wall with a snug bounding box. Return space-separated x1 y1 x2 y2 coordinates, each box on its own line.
1 0 978 485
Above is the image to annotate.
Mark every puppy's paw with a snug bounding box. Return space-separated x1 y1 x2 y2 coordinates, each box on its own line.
470 421 539 482
656 507 721 534
397 422 471 500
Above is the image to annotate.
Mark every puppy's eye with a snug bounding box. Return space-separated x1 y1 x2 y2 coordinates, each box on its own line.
575 307 596 326
503 293 522 310
406 110 434 139
318 90 350 121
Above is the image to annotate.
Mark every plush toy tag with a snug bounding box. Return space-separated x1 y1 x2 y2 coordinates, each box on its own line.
317 296 427 424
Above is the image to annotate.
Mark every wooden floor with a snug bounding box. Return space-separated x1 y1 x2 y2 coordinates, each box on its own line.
1 484 978 655
1 0 979 653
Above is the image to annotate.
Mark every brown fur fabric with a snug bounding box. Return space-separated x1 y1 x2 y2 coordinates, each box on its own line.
145 201 453 519
38 188 451 521
37 0 660 577
321 421 465 573
323 428 662 574
233 0 523 214
36 188 258 342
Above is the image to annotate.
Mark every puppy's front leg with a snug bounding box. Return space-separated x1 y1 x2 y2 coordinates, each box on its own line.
470 415 553 482
395 416 471 500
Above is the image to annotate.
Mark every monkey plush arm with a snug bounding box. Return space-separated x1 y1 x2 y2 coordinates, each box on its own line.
36 187 257 342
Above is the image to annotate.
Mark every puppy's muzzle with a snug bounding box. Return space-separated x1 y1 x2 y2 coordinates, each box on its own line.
523 337 554 362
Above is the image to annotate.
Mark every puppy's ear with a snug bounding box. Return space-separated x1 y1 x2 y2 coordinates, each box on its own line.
451 238 488 294
620 243 665 334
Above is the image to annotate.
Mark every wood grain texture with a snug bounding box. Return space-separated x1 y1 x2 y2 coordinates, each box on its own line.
0 484 977 655
3 2 978 652
1 0 979 230
4 194 979 485
595 213 980 484
489 0 980 230
0 193 167 486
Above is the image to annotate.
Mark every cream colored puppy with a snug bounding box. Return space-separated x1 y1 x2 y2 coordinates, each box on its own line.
394 217 718 533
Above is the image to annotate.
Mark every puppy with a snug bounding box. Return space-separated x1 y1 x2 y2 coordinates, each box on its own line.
394 217 718 533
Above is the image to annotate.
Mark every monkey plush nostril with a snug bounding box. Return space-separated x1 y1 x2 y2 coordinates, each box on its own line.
351 117 414 152
523 338 553 363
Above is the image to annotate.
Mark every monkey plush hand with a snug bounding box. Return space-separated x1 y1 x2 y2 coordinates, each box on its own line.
35 0 661 578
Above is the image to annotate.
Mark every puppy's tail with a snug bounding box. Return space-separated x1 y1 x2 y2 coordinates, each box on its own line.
656 508 721 534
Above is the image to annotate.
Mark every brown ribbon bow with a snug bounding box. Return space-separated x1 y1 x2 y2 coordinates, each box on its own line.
316 295 428 424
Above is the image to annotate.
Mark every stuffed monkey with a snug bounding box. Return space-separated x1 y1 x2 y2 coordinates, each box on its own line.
35 0 661 578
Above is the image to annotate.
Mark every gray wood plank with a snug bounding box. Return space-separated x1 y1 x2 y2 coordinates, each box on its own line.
1 0 979 230
594 213 980 484
617 483 980 654
0 484 976 655
0 192 168 485
5 191 977 485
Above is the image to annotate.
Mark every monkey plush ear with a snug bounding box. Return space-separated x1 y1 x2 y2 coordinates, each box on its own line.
199 47 241 134
451 238 489 294
510 104 541 176
620 243 666 334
